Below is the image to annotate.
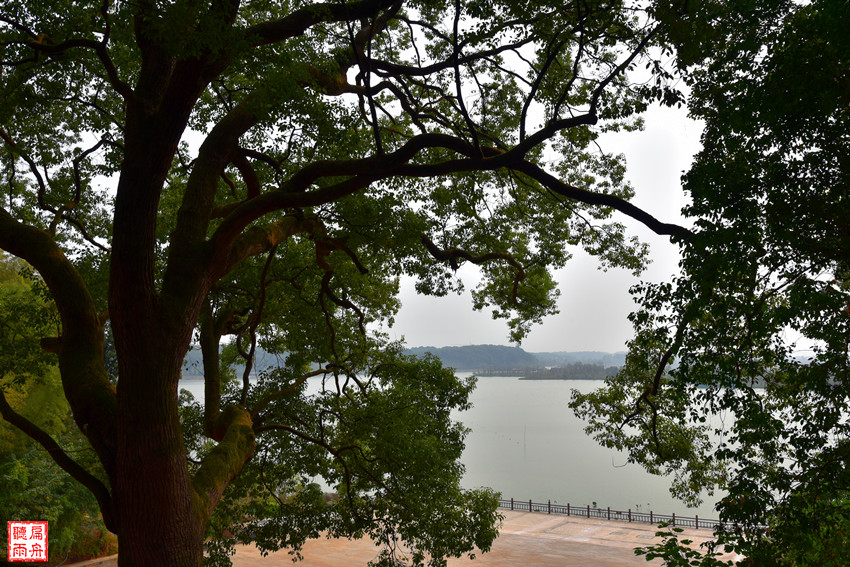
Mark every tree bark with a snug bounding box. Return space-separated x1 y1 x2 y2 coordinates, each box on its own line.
113 344 206 567
108 69 218 565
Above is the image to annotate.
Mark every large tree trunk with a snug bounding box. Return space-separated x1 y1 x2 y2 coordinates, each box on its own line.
113 346 208 567
101 45 254 564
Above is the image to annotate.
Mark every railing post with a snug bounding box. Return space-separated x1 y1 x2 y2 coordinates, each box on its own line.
696 515 699 529
567 503 570 516
529 499 532 512
628 509 631 523
672 512 676 526
587 504 590 518
650 510 653 524
607 507 611 521
511 498 514 511
548 500 551 514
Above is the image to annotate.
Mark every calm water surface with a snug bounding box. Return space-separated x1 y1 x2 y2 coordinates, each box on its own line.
455 373 719 517
180 372 720 518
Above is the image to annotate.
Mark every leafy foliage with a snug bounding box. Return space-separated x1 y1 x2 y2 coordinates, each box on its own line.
634 523 733 567
0 256 115 562
0 255 57 386
572 0 850 564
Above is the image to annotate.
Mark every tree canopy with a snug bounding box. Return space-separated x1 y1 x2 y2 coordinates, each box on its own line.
0 0 690 565
572 0 850 564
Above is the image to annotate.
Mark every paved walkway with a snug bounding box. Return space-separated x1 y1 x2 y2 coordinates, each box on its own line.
230 510 740 566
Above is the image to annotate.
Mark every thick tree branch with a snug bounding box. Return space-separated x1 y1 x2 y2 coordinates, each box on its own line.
161 92 265 309
192 405 255 516
199 300 244 438
231 151 261 199
0 208 118 480
209 133 470 253
210 132 687 288
223 215 324 276
381 145 689 239
511 160 692 239
246 0 399 46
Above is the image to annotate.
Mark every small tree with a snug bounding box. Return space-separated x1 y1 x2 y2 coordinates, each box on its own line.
0 0 686 565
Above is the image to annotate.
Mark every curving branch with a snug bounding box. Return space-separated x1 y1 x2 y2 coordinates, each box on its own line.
0 207 118 481
208 130 688 289
223 214 324 276
378 141 690 239
160 91 269 307
511 160 692 240
0 388 115 531
587 26 658 118
0 15 36 37
321 270 368 336
520 34 571 142
255 422 394 501
246 0 399 46
0 126 53 215
367 22 537 78
199 299 248 438
552 22 589 118
421 235 527 304
93 0 134 100
17 7 134 101
241 147 286 178
619 301 700 457
238 245 278 405
192 405 256 516
206 134 468 260
451 0 480 153
230 151 261 200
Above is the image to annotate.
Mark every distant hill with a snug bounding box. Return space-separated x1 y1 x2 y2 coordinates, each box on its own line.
404 344 537 371
183 343 626 377
182 345 282 377
403 344 625 372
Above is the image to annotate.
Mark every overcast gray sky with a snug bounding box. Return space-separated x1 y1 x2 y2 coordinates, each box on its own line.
390 105 703 353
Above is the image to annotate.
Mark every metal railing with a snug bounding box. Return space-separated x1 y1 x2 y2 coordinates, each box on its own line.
499 498 727 530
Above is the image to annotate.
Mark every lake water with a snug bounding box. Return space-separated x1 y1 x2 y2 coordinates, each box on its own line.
179 373 720 518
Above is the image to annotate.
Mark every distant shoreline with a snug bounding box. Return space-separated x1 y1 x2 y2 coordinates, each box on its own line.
180 373 617 381
516 376 613 381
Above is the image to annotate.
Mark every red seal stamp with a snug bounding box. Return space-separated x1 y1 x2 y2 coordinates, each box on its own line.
7 521 48 562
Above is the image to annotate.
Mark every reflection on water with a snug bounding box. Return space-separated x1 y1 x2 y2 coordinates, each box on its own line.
179 372 720 518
